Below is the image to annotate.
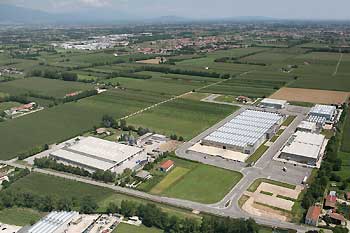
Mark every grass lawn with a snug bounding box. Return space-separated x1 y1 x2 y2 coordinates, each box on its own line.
0 101 21 112
181 92 210 101
334 152 350 181
238 195 250 208
112 223 162 233
289 101 315 107
248 178 296 192
128 98 237 140
161 163 243 204
0 208 43 226
245 144 269 164
0 77 94 98
150 167 190 194
281 115 296 127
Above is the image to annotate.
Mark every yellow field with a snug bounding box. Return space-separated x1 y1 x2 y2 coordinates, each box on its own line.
150 167 190 194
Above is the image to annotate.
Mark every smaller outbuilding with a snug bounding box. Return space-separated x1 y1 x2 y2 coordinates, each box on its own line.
159 160 174 173
297 121 317 133
260 98 287 109
328 212 346 226
305 205 321 226
135 170 152 180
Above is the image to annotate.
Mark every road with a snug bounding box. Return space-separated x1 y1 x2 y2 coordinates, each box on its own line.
2 160 316 232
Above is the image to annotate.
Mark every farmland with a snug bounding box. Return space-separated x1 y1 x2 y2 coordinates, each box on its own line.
0 90 167 160
113 223 163 233
128 98 237 140
0 77 94 98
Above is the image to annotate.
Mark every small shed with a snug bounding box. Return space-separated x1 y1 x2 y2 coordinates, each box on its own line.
159 160 174 173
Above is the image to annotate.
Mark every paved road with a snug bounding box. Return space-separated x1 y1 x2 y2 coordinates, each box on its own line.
2 160 316 232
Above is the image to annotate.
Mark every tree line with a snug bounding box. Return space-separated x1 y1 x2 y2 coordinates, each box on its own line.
106 200 260 233
34 157 116 183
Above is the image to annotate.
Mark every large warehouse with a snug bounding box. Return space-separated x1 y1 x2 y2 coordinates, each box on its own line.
50 136 146 174
279 131 326 166
307 104 337 125
260 98 287 109
202 110 284 154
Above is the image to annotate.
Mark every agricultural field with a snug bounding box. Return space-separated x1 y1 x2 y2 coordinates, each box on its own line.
199 70 293 98
0 77 94 98
104 71 216 96
0 208 43 226
145 157 242 204
0 90 167 160
128 98 237 140
270 87 349 105
341 109 350 153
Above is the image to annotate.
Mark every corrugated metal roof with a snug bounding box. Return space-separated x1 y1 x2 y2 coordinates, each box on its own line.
310 104 336 116
204 110 282 148
28 211 78 233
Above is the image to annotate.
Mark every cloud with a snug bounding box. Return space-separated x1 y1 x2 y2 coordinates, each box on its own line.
79 0 111 7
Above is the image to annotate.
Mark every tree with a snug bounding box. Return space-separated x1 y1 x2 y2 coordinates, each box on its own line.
80 196 98 214
102 115 117 128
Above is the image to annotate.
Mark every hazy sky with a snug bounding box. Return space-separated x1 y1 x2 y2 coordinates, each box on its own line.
2 0 350 20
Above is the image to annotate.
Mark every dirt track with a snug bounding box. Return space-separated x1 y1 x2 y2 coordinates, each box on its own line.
270 87 349 105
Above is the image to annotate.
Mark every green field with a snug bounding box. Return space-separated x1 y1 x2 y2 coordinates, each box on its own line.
128 98 237 140
0 101 21 112
341 110 350 152
7 172 113 203
162 164 242 203
334 152 350 181
0 208 43 226
0 77 94 98
150 167 190 194
0 90 167 160
113 223 163 233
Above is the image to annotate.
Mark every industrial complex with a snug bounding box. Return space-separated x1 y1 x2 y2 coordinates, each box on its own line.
259 98 287 109
201 110 284 155
307 104 337 126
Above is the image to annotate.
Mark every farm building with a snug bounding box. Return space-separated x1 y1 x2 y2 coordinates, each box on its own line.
50 137 146 174
280 132 326 166
260 98 287 109
202 110 284 154
24 211 79 233
297 121 317 133
159 160 174 172
307 104 337 125
305 205 321 226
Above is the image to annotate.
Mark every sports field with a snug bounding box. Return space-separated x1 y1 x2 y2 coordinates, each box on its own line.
0 90 167 160
128 98 237 140
0 77 94 98
270 87 349 105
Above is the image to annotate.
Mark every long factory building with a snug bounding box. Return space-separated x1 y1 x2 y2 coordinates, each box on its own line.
202 110 284 154
50 136 146 174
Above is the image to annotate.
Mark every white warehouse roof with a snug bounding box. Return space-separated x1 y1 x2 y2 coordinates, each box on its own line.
282 131 325 159
310 104 336 116
297 121 317 131
27 211 78 233
50 137 143 171
203 110 283 148
261 98 287 105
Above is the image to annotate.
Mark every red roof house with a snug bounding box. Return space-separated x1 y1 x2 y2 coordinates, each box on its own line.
329 212 346 225
159 160 174 172
324 195 337 209
305 205 321 226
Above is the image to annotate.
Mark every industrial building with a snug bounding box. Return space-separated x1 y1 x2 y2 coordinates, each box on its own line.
280 131 326 166
202 110 284 154
24 211 79 233
297 121 317 133
50 136 146 174
307 104 337 125
260 98 287 109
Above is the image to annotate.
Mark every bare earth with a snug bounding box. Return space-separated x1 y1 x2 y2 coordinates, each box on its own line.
270 87 349 105
136 58 162 64
242 182 303 222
